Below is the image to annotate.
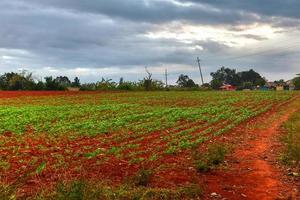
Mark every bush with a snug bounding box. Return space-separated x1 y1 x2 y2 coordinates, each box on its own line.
207 143 228 165
56 181 86 200
131 168 153 187
294 77 300 90
195 143 228 172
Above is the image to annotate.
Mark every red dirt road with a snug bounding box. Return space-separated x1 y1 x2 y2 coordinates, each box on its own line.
203 100 300 199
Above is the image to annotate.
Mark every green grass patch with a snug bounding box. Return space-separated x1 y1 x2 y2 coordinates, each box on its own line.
282 107 300 170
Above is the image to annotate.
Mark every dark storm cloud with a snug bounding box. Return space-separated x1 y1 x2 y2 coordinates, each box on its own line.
180 0 300 19
0 0 299 82
15 0 260 25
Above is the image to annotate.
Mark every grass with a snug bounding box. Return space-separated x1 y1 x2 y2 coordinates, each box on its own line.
128 168 153 187
3 180 203 200
195 143 228 172
0 91 297 198
282 105 300 170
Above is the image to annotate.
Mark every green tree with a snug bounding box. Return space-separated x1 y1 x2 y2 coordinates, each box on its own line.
0 71 35 90
71 77 81 87
210 67 240 86
176 74 197 88
238 69 266 86
294 77 300 90
45 76 61 90
96 78 117 90
210 79 223 90
35 81 45 90
54 76 71 89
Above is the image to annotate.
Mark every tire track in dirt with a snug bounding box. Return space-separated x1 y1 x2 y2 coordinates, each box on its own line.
203 97 300 200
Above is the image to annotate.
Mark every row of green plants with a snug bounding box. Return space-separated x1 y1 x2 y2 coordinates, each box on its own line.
0 91 294 169
1 142 232 200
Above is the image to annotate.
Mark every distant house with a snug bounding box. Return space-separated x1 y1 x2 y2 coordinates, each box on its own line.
265 81 287 91
286 80 295 90
220 84 236 91
266 82 276 90
276 86 284 91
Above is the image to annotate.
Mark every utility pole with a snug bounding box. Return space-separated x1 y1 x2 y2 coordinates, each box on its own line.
197 57 204 86
165 68 168 88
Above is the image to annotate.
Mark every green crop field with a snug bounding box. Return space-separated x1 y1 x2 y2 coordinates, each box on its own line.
0 91 297 199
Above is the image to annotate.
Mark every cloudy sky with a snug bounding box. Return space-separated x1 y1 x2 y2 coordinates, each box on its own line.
1 0 300 84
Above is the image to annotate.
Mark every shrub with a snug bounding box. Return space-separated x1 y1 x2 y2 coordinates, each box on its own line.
195 143 228 172
131 168 153 187
195 160 210 172
56 180 86 200
206 143 228 165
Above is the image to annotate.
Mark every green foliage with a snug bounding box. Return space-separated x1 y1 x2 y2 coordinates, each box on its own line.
36 161 47 175
71 77 81 88
210 79 223 90
131 168 153 187
0 91 295 199
206 143 228 165
294 77 300 90
176 74 197 88
210 67 240 86
195 143 228 172
0 71 36 90
238 69 266 86
56 181 86 200
282 107 300 169
237 81 254 90
45 181 203 200
210 67 266 89
44 76 73 90
0 185 16 200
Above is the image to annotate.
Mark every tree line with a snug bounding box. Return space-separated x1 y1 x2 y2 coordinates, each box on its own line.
0 68 299 91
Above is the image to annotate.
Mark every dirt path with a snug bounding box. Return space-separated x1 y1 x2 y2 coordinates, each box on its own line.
203 99 300 200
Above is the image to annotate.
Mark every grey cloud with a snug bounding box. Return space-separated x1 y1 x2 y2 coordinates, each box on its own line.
15 0 261 25
0 0 299 82
180 0 300 19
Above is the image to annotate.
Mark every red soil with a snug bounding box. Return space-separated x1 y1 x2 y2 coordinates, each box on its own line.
202 99 300 199
0 91 123 99
1 92 299 199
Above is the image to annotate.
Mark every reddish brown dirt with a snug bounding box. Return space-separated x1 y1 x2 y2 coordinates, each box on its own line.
1 92 299 199
0 91 124 99
202 100 300 200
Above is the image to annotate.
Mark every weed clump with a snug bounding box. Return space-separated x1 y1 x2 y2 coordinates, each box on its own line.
195 143 228 172
281 110 300 170
42 180 203 200
131 168 153 187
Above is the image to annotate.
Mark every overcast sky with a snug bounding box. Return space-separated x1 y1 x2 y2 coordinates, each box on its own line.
1 0 300 84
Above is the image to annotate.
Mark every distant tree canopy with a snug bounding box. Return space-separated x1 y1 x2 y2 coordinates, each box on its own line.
210 67 266 90
176 74 197 88
238 69 266 86
72 77 81 87
0 71 35 90
210 67 240 86
294 76 300 90
0 68 282 91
